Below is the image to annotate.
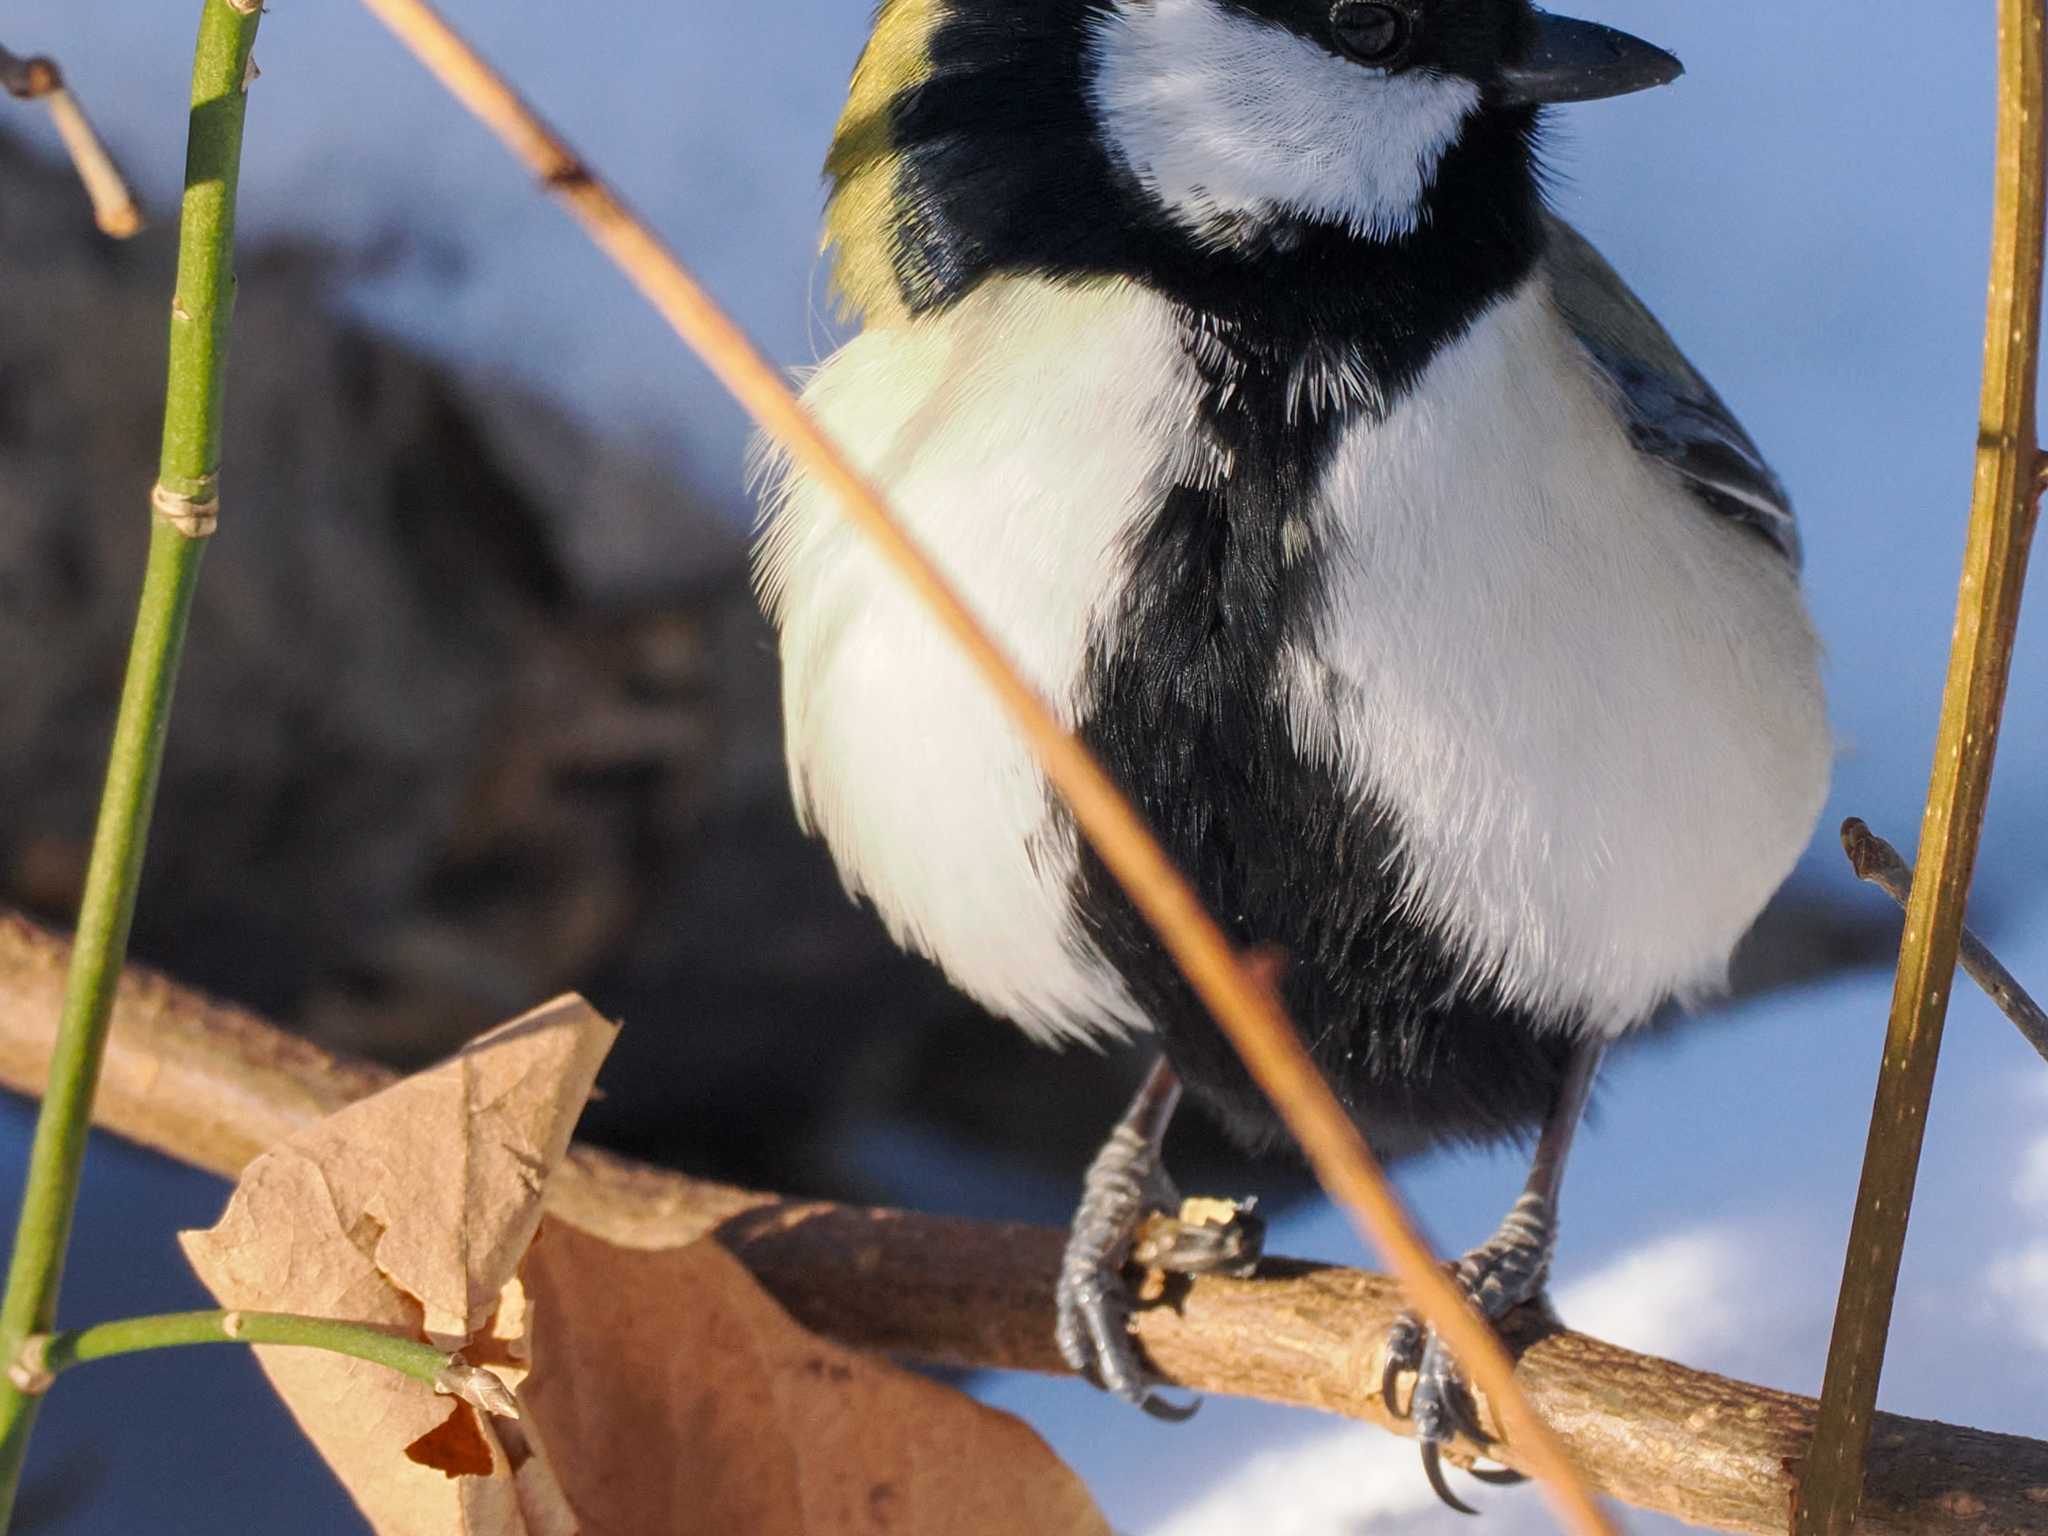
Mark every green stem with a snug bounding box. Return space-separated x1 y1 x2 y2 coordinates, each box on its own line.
0 2 260 1524
34 1311 458 1388
1795 2 2046 1531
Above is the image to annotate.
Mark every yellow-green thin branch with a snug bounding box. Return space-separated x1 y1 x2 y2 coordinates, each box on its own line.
1797 3 2047 1532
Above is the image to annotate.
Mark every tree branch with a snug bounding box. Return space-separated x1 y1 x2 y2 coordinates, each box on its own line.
1 910 2045 1534
1840 819 2048 1064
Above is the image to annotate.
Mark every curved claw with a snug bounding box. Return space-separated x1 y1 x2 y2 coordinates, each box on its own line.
1467 1464 1529 1487
1381 1316 1424 1417
1411 1335 1491 1449
1420 1441 1481 1516
1140 1391 1203 1423
1381 1355 1405 1419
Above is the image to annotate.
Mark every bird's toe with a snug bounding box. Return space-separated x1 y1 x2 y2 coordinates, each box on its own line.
1382 1225 1554 1511
1054 1250 1201 1420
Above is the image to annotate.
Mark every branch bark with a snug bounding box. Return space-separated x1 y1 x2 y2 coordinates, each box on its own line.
2 910 2046 1534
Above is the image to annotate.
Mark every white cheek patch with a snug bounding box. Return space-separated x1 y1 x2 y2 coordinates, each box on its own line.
1087 0 1480 246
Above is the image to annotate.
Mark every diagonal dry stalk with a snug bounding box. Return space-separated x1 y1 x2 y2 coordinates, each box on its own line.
1797 3 2047 1532
350 1 1613 1528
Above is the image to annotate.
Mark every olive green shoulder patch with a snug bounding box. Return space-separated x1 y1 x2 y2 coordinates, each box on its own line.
822 0 943 326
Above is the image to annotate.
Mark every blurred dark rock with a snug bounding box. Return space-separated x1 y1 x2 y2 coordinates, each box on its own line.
0 130 1161 1205
0 132 1903 1218
2 130 704 1062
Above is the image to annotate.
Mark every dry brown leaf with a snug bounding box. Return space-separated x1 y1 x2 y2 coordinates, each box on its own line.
408 1402 500 1479
180 991 1110 1536
519 1220 1112 1536
181 994 614 1535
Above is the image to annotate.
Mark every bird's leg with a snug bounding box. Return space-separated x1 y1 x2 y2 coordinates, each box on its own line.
1384 1040 1605 1512
1056 1055 1254 1421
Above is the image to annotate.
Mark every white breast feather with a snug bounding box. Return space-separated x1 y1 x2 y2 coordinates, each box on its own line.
1287 282 1832 1034
1086 0 1480 246
759 272 1831 1049
755 277 1207 1044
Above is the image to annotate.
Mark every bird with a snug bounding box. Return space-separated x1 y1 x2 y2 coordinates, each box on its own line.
753 0 1830 1503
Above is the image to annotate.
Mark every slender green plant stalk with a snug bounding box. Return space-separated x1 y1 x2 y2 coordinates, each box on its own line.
1796 2 2046 1532
0 1 261 1524
13 1311 520 1417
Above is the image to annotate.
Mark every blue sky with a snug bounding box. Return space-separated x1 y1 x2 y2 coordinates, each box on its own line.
6 1 2046 1530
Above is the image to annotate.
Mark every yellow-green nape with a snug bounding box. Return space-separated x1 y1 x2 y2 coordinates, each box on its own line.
823 0 944 327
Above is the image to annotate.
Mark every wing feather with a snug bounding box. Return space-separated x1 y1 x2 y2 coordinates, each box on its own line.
1543 214 1801 568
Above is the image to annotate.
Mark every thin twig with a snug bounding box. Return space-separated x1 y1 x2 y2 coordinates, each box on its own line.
0 3 260 1527
347 4 1612 1528
0 45 58 98
0 913 2044 1536
1840 819 2048 1064
1798 4 2048 1532
16 1310 517 1418
0 45 143 238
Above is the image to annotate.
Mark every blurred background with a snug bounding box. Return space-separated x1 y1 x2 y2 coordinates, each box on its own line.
0 2 2043 1531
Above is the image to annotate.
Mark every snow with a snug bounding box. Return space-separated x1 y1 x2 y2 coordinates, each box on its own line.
4 0 2046 1531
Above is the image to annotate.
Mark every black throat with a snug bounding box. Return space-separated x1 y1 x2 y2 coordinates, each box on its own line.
872 3 1577 1152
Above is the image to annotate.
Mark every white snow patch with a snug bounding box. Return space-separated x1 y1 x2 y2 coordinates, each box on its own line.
1986 1244 2048 1352
2012 1137 2048 1208
1552 1227 1745 1361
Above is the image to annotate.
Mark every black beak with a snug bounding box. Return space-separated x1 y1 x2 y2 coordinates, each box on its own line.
1497 12 1684 106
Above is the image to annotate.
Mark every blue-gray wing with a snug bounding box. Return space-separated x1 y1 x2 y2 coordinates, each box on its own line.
1543 214 1801 569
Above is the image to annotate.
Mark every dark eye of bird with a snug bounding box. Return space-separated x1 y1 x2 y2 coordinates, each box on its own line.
1330 1 1413 67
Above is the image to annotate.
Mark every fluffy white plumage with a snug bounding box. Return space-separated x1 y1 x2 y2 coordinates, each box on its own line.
757 271 1831 1046
1085 0 1481 248
755 276 1205 1042
1287 281 1831 1034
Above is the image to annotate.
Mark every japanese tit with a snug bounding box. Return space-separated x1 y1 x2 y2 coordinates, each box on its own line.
754 0 1829 1498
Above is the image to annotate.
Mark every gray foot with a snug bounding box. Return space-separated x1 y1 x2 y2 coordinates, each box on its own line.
1383 1192 1552 1511
1055 1125 1259 1422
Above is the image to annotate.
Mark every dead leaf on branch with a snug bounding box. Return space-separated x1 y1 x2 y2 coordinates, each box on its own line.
181 994 611 1534
406 1401 500 1480
179 992 1109 1536
519 1219 1110 1536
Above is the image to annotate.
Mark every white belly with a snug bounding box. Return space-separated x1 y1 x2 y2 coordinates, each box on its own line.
1288 282 1832 1033
755 276 1204 1042
756 274 1832 1045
